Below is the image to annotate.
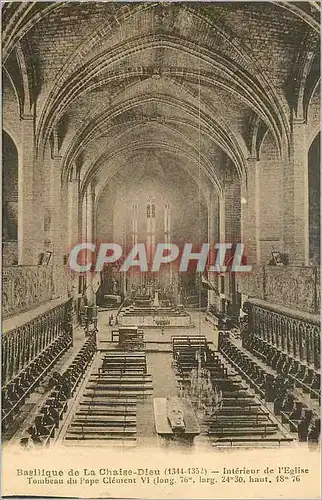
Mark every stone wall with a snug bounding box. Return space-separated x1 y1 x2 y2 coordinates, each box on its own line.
2 242 18 266
3 266 54 318
237 266 319 315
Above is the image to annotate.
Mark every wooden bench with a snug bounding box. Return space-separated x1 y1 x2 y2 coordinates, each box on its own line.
208 414 269 422
76 408 136 416
209 408 269 416
102 352 146 358
80 399 137 406
222 401 260 408
85 384 153 391
208 426 278 436
65 432 136 440
71 416 136 425
209 420 278 429
84 391 152 398
97 368 147 375
90 375 152 382
65 427 137 436
211 436 293 444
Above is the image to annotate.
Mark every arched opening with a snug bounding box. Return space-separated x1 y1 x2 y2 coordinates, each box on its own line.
2 130 18 265
308 132 320 265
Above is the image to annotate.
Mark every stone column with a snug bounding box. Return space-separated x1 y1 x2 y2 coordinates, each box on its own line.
241 158 260 266
81 191 88 243
49 154 69 300
86 185 93 245
81 186 95 302
289 119 309 265
215 192 226 311
67 168 80 249
90 182 96 244
219 192 225 243
207 189 218 308
18 116 44 264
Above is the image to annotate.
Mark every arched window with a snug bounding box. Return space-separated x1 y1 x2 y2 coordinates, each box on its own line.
2 131 18 265
308 132 320 265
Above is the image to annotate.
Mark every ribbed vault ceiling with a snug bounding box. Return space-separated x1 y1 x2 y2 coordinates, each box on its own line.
2 1 320 200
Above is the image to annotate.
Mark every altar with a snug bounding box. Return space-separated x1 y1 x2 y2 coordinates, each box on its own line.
117 309 192 327
118 291 191 327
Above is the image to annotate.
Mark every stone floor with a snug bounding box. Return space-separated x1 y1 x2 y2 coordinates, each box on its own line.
7 309 218 446
7 310 300 451
53 310 219 449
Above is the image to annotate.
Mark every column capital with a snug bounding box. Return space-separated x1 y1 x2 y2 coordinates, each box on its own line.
20 113 34 121
52 153 62 161
293 117 306 126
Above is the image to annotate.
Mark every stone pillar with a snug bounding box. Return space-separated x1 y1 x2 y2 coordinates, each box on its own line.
219 193 225 243
33 157 45 263
90 182 96 244
18 116 44 264
67 169 80 249
81 187 95 299
241 158 260 266
49 155 63 260
289 120 309 265
207 189 218 307
49 154 69 300
86 185 93 244
214 193 226 311
81 191 88 243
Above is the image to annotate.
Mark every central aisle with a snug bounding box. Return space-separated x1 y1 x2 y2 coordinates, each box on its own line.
146 353 178 398
57 309 220 448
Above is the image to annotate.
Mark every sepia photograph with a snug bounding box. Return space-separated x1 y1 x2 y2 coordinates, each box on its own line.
1 1 321 498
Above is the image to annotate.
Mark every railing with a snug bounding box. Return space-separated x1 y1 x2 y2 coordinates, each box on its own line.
246 299 320 370
1 299 73 387
237 266 320 315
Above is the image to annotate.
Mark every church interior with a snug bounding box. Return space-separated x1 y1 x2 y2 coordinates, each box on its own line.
2 2 321 451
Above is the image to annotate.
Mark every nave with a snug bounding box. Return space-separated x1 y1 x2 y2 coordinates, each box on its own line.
3 307 319 451
2 1 321 458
